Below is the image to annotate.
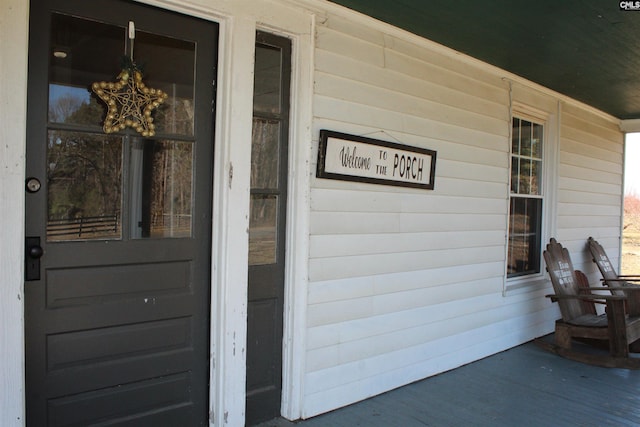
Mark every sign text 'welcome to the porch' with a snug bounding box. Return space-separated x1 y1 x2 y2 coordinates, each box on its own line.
316 130 437 190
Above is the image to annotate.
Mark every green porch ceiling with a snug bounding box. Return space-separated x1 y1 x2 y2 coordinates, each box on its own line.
328 0 640 120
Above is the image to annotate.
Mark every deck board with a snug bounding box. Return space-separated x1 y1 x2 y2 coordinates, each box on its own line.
255 339 640 426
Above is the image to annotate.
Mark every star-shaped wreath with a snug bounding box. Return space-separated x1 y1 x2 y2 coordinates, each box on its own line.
92 65 167 137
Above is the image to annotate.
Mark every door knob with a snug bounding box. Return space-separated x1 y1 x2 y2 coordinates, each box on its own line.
25 237 42 281
28 244 44 259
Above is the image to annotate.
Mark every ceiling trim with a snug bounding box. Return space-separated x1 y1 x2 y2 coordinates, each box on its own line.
620 119 640 133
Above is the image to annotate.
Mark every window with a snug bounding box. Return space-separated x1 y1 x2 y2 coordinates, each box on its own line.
508 117 544 278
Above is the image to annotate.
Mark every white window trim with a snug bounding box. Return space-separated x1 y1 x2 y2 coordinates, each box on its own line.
504 101 559 295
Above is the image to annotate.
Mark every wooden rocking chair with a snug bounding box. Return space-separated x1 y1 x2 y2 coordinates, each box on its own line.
538 238 640 368
588 236 640 309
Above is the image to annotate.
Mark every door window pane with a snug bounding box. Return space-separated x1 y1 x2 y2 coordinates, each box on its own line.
49 13 125 127
135 31 196 136
251 119 280 189
248 195 278 265
130 139 193 238
47 131 122 241
48 13 196 136
48 13 198 241
253 45 282 113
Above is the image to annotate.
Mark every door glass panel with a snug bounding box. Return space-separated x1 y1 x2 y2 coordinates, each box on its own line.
48 13 196 135
47 130 122 241
251 119 280 189
130 139 193 238
135 31 196 136
249 195 278 265
253 45 282 113
47 12 197 241
49 13 125 127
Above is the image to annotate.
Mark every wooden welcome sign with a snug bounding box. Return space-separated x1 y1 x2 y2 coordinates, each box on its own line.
316 130 437 190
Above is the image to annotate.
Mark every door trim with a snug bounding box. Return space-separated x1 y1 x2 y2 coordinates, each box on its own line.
273 22 314 421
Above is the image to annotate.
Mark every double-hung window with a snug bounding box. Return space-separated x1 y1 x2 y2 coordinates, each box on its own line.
508 117 544 278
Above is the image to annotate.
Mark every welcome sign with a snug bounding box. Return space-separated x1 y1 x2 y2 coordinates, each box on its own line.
316 130 437 190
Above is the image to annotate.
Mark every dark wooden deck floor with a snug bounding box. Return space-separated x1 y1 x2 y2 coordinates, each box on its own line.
256 339 640 427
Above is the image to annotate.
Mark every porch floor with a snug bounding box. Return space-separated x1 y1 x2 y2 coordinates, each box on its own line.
256 338 640 427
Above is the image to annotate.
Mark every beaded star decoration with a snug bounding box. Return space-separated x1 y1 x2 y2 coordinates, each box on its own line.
92 64 167 137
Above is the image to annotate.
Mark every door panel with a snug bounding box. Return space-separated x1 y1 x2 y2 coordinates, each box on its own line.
246 32 292 426
25 1 217 425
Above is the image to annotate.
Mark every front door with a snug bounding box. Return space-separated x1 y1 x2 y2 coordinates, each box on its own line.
246 32 291 425
25 0 217 425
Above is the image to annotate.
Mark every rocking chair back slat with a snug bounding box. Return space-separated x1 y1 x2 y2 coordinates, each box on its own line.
543 238 589 322
588 237 624 296
588 236 640 316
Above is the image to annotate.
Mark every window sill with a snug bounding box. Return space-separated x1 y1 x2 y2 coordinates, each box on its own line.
503 275 551 297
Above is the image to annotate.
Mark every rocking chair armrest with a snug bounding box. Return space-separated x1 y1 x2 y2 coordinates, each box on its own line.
601 278 640 284
603 286 640 292
545 293 625 303
579 286 623 292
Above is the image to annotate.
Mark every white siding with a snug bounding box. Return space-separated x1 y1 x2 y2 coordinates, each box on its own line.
557 103 624 275
303 9 623 419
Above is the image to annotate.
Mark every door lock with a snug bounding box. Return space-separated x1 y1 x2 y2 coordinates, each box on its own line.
26 177 41 193
25 236 43 281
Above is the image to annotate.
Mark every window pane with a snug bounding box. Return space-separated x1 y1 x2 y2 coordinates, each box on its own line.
511 156 519 193
251 119 281 189
47 130 122 241
49 13 124 127
253 45 282 113
511 118 521 155
519 159 533 194
515 158 543 196
248 195 278 265
520 120 532 156
135 31 195 136
130 139 193 238
532 123 543 158
507 197 542 277
530 159 542 195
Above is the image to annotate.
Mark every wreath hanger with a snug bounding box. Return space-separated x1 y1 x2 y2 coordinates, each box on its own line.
92 21 167 137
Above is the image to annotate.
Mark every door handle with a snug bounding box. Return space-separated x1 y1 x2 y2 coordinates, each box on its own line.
25 236 42 281
28 244 43 259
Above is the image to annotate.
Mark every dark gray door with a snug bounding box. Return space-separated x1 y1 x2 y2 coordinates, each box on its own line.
246 32 291 425
25 0 217 425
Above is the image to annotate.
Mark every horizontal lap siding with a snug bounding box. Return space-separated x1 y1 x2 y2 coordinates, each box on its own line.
306 16 512 418
556 104 623 272
303 11 623 419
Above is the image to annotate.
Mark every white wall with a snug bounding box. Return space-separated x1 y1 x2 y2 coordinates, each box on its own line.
301 6 623 418
557 103 624 276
